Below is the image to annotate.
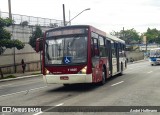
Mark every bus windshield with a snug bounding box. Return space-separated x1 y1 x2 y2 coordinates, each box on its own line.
150 49 160 57
45 35 87 65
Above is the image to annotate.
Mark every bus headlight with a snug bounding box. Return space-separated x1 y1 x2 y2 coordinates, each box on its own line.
46 70 50 74
78 66 87 74
45 68 51 74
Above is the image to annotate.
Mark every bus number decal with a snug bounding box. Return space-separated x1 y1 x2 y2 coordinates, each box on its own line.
68 68 77 71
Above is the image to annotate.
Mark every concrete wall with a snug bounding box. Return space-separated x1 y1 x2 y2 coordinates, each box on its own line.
1 62 41 74
126 51 144 62
0 25 50 74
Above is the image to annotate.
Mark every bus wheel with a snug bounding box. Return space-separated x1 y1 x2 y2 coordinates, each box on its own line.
63 84 70 87
100 68 106 85
119 63 123 76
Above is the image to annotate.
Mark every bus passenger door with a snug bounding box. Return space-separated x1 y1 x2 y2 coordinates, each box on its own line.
116 43 120 72
106 40 112 76
91 38 100 82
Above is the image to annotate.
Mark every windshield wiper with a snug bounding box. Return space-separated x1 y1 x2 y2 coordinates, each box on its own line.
70 35 79 47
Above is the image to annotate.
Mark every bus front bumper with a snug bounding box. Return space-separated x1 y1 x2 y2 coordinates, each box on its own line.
43 74 93 84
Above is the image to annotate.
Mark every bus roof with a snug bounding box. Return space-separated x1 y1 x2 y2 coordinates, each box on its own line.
46 25 90 32
106 33 125 44
46 25 125 44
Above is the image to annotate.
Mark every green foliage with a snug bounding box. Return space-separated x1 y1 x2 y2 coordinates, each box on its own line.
1 75 16 79
121 29 140 44
0 17 25 55
143 28 160 44
29 25 43 51
111 28 141 44
0 17 12 27
0 28 12 39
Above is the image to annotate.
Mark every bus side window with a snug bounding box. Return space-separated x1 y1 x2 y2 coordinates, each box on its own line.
111 42 116 58
91 38 99 57
122 44 126 57
91 39 95 57
94 38 99 56
119 43 122 57
99 36 106 57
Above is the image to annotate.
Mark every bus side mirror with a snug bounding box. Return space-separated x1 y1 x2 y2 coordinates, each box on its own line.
36 38 43 53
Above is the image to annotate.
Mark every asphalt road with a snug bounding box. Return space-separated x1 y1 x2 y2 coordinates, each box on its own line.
0 60 160 115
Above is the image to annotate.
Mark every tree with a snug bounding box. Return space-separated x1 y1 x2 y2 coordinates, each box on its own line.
121 29 140 44
29 25 43 73
143 28 160 44
0 17 25 78
20 21 29 27
111 28 141 44
29 25 43 50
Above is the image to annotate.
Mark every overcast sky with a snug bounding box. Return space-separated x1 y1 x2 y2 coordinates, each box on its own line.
0 0 160 33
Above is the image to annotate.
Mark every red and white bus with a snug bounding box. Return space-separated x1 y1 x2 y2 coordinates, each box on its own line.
36 25 127 85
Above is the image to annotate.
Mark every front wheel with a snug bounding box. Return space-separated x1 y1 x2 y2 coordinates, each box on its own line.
63 84 71 87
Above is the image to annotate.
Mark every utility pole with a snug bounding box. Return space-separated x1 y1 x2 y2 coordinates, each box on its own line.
8 0 16 73
63 4 66 26
8 0 12 19
143 36 147 52
69 10 71 25
123 27 125 40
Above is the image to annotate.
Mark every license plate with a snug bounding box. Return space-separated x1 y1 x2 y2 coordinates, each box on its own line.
60 76 69 80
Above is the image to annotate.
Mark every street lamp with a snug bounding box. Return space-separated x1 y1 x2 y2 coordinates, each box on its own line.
65 8 90 26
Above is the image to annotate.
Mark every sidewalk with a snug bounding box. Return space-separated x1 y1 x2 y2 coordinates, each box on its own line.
127 59 147 64
0 59 148 82
0 71 42 82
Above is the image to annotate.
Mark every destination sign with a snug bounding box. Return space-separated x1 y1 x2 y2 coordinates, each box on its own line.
47 28 86 37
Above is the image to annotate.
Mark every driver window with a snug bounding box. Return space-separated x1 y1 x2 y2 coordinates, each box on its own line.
91 38 99 57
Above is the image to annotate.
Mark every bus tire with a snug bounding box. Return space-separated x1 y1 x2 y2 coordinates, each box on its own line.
100 67 106 85
119 63 123 76
63 84 71 87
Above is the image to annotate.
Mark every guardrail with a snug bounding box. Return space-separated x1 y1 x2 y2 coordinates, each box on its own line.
0 11 64 27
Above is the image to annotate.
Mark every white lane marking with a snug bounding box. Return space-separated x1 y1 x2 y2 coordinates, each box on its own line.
148 71 153 73
0 90 26 97
33 111 43 115
29 86 48 91
0 86 47 97
33 103 64 115
128 68 133 69
111 81 124 86
55 103 64 106
0 84 12 88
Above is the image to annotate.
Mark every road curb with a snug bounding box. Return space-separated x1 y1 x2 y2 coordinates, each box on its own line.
127 59 147 64
0 74 42 82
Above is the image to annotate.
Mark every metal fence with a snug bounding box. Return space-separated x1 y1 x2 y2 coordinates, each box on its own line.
0 11 64 27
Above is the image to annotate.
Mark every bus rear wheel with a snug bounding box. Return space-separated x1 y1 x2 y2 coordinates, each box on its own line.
100 68 106 85
119 63 123 76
